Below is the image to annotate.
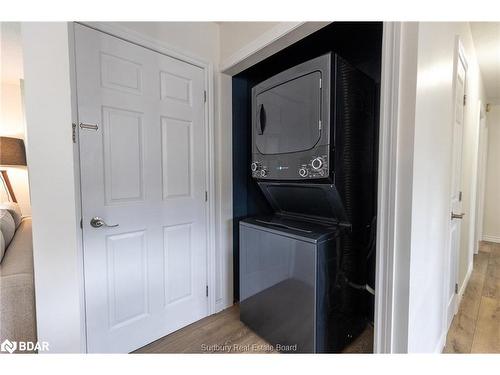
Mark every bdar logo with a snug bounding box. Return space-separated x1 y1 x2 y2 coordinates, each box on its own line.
1 339 17 354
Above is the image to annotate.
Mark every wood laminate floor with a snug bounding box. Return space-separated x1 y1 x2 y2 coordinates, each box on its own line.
134 304 373 354
444 241 500 353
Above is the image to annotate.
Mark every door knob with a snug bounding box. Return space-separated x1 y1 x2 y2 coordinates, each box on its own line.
451 212 465 220
90 217 119 228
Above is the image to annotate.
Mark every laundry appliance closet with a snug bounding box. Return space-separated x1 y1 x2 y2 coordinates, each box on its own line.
232 22 383 353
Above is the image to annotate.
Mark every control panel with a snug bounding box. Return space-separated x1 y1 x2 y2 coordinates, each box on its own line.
251 161 269 178
251 144 330 180
251 153 329 180
297 154 329 179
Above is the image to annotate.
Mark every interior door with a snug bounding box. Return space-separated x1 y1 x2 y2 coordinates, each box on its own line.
446 44 467 331
75 24 208 353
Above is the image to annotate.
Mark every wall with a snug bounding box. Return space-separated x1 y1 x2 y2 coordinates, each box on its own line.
109 22 220 64
0 22 31 215
408 22 486 352
219 22 280 63
483 104 500 240
22 22 86 353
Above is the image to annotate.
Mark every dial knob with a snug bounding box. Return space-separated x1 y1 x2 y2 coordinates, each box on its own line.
299 168 308 177
311 157 324 170
251 162 260 172
260 169 268 177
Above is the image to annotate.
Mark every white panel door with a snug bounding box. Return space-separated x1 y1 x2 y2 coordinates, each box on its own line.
75 24 208 353
445 45 467 331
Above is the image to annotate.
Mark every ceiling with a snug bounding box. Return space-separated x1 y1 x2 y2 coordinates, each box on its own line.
470 22 500 102
1 22 23 85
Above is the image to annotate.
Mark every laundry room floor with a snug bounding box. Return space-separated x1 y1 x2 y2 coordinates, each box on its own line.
444 241 500 353
134 304 373 354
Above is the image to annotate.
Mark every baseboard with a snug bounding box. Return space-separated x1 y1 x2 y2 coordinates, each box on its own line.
457 261 473 309
434 331 447 353
436 261 474 354
482 234 500 243
214 298 232 314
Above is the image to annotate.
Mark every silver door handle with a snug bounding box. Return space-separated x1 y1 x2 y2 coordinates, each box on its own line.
80 122 99 131
451 212 465 220
90 217 119 228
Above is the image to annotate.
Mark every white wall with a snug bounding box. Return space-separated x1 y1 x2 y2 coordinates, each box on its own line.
219 22 281 63
408 22 486 353
483 104 500 241
219 22 329 75
22 22 85 352
109 22 220 64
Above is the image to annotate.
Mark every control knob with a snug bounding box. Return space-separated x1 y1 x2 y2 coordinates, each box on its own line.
260 169 268 177
311 157 324 170
299 168 308 177
251 162 260 172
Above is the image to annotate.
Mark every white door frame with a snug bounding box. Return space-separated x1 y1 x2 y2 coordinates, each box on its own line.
374 22 420 353
69 22 218 352
374 22 402 354
474 102 487 253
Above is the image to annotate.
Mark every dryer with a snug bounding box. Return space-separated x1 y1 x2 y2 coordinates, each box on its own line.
250 52 377 187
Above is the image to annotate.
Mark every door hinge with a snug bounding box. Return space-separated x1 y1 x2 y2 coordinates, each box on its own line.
459 191 462 202
319 120 322 130
205 191 208 202
319 78 322 89
72 123 77 143
463 94 467 106
204 90 207 103
206 285 209 297
80 218 83 229
455 283 458 294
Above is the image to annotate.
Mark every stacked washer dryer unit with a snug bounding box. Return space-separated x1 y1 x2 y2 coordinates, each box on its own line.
239 52 377 353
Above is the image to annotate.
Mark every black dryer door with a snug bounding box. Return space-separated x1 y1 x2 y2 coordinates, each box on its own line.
255 71 322 155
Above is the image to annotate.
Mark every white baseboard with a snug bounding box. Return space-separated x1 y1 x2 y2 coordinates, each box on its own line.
434 331 447 353
457 261 473 310
436 261 474 354
482 235 500 243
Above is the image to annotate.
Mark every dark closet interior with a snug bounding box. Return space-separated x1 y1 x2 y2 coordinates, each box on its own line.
231 22 383 313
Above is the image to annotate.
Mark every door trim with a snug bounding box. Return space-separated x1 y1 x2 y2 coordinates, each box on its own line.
374 22 402 354
71 22 218 351
374 22 420 353
475 102 487 253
